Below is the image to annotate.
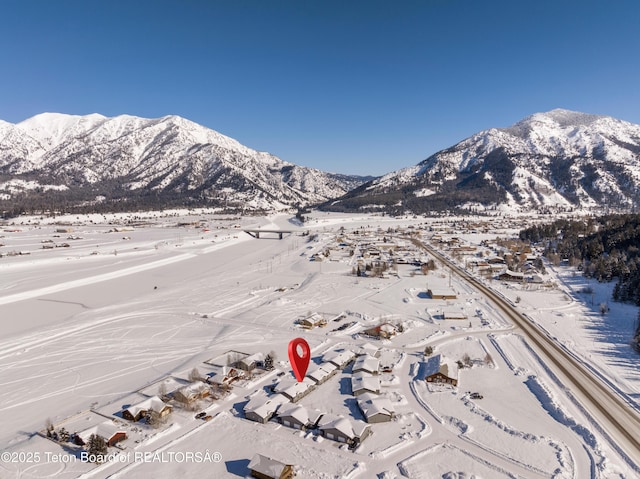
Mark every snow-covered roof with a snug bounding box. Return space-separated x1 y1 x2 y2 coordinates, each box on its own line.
175 381 209 397
124 396 170 418
356 392 395 420
356 342 380 357
419 354 458 380
351 372 381 394
323 349 355 367
318 414 370 439
307 363 337 383
248 453 291 477
244 393 288 419
274 378 316 401
353 354 380 374
276 403 322 426
77 421 125 444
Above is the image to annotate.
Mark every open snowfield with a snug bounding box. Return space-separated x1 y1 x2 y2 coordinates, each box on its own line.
0 210 638 478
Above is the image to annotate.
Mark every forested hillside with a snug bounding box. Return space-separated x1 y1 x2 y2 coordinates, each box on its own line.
519 214 640 350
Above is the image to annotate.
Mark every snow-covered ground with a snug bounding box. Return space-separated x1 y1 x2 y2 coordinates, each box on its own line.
0 211 637 478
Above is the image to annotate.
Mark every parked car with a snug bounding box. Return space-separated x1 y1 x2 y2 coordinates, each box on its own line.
195 412 207 419
470 392 483 399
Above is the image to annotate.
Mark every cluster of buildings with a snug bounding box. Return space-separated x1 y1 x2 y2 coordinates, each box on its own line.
243 344 400 449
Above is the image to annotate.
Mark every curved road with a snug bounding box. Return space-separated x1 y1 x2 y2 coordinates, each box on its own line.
411 238 640 468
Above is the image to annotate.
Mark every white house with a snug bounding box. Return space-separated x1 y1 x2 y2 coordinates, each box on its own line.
306 363 338 384
352 354 380 375
244 393 288 423
323 349 356 369
276 403 322 430
317 414 371 446
351 372 381 396
273 378 316 403
356 392 395 423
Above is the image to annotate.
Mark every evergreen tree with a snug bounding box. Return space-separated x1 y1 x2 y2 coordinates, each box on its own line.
86 434 108 460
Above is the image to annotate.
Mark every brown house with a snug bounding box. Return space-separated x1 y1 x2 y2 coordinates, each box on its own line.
248 453 294 479
427 288 457 300
121 396 172 422
76 421 127 448
421 354 459 387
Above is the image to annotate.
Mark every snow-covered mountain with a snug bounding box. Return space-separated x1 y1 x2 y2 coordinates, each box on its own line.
325 109 640 214
0 113 369 213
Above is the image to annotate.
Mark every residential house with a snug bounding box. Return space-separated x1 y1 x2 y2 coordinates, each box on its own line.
276 403 322 431
356 392 395 423
173 381 210 404
362 322 397 339
306 363 338 384
296 313 327 329
237 352 265 372
207 365 243 385
420 354 459 387
75 421 127 448
248 453 294 479
318 414 371 446
273 378 316 403
244 393 288 424
352 354 380 375
121 396 172 422
351 372 381 396
323 349 356 370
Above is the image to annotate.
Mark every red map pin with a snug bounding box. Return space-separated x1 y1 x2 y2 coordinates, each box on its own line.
288 337 310 382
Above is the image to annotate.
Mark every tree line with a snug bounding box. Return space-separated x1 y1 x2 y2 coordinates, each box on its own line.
520 214 640 350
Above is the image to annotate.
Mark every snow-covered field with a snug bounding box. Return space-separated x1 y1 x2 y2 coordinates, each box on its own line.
0 210 638 478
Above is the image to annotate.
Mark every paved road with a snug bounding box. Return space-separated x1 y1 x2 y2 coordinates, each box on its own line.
411 238 640 469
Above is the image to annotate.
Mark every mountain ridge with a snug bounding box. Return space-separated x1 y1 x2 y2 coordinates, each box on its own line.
0 112 372 216
324 108 640 215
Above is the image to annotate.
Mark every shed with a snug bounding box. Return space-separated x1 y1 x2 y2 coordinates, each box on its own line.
443 310 468 320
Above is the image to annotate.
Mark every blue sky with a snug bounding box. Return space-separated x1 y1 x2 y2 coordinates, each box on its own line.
1 1 639 176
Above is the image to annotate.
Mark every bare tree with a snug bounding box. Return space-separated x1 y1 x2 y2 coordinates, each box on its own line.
158 381 168 397
462 353 472 368
483 353 494 366
188 367 202 382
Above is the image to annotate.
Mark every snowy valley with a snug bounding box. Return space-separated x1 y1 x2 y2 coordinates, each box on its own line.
0 209 638 478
